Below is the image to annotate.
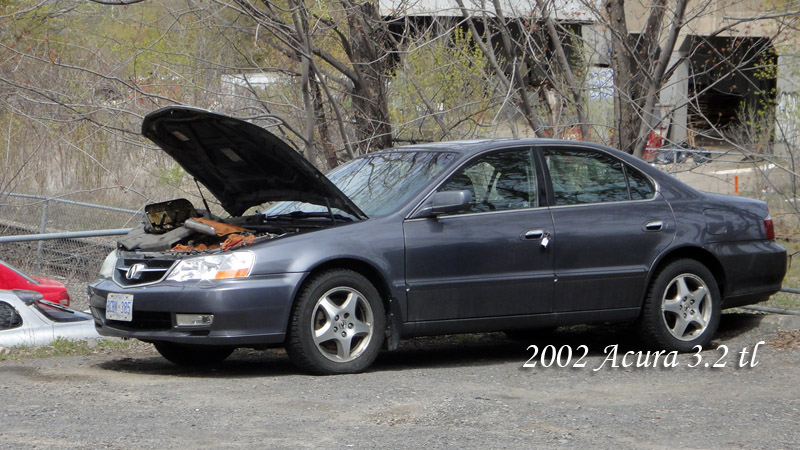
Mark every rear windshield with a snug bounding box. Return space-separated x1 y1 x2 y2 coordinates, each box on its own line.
0 259 39 285
34 301 90 323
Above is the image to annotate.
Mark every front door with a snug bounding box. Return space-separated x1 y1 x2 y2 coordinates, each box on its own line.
404 148 555 322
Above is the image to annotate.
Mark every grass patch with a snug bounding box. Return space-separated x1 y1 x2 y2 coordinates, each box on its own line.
762 240 800 311
0 338 140 361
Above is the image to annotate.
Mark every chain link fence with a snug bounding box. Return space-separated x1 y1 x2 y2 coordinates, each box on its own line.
0 192 141 310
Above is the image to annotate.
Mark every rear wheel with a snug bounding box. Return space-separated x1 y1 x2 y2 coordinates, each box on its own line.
153 342 234 366
286 269 385 374
638 259 721 352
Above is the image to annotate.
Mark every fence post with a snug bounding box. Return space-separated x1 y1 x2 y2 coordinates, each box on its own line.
35 199 49 276
673 150 677 175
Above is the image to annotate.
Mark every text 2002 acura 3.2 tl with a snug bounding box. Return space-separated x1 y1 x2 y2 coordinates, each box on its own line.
88 106 786 374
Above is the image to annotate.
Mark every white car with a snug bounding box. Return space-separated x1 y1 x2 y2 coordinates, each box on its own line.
0 290 100 348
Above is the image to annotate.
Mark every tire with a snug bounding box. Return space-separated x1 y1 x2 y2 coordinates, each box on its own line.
286 269 386 375
637 259 721 352
153 342 234 366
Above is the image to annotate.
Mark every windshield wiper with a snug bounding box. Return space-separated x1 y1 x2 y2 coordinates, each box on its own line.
264 211 354 222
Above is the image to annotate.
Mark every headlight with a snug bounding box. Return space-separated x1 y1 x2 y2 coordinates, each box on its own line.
98 251 118 279
166 251 254 282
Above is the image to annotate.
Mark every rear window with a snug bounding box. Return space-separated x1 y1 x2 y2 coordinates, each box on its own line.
626 165 656 200
34 301 89 323
0 301 23 330
0 259 39 285
544 149 655 205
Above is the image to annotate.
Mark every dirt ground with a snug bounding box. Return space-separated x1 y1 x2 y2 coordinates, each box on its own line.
1 313 798 449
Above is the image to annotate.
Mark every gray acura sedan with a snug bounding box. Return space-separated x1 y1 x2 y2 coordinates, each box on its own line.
88 106 786 374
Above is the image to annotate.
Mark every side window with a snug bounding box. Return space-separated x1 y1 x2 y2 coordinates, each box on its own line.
544 149 653 205
0 301 22 330
440 149 537 214
626 165 655 200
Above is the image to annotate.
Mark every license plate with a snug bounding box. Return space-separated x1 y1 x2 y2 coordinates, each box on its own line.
106 293 133 322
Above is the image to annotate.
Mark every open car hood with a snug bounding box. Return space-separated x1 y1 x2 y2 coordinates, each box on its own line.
141 106 366 219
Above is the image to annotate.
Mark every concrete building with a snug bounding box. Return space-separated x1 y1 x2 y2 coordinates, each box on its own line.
380 0 798 153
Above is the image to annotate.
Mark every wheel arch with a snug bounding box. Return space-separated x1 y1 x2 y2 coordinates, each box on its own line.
647 246 727 299
292 257 402 349
303 258 392 304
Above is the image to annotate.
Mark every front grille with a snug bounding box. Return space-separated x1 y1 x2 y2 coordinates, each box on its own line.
114 256 177 286
123 258 175 268
96 307 173 331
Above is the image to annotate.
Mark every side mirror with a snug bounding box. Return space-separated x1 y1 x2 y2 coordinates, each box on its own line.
411 190 473 219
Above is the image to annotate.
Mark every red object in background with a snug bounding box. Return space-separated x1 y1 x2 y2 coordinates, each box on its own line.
562 127 583 141
0 260 70 306
642 129 665 162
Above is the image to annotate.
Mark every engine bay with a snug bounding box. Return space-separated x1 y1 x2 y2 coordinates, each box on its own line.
117 198 331 253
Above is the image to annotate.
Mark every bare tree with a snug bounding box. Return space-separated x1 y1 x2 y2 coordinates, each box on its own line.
224 0 393 158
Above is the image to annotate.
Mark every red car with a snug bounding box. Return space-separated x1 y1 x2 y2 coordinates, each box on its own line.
0 260 70 306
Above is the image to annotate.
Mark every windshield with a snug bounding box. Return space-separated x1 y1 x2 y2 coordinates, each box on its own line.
266 151 457 218
0 259 39 285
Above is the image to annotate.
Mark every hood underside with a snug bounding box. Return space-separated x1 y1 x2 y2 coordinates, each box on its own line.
141 106 365 218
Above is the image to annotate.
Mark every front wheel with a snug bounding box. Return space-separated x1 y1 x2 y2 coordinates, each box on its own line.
637 259 721 352
153 342 234 366
286 269 386 375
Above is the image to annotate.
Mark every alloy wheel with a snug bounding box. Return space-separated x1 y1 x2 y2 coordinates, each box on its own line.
660 273 712 341
311 286 374 362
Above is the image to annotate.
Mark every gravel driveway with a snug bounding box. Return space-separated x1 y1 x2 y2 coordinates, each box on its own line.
1 313 798 449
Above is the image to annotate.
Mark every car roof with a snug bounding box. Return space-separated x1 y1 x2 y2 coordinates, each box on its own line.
380 138 616 157
367 138 700 201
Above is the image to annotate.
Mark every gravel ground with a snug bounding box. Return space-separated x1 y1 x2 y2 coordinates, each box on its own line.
1 314 799 449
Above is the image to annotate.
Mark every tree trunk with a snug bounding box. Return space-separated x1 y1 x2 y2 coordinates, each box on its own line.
606 0 641 154
605 0 688 157
311 76 338 169
345 1 393 153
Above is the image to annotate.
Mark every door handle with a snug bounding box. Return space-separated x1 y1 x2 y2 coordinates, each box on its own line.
645 220 664 231
524 229 544 240
523 229 550 249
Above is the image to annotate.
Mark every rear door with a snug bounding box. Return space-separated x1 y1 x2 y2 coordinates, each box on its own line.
541 146 675 312
403 147 555 321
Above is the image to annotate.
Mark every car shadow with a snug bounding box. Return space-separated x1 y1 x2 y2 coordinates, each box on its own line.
95 313 765 376
715 312 765 338
96 349 299 378
372 313 765 371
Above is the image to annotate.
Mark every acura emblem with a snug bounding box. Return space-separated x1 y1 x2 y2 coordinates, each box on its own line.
126 263 147 280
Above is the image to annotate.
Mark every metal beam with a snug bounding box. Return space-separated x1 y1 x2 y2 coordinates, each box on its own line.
0 229 132 243
1 192 140 214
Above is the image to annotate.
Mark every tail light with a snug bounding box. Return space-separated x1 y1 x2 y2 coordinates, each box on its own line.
57 290 70 307
764 216 775 240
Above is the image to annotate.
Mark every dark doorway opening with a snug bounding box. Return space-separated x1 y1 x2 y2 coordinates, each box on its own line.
687 36 776 139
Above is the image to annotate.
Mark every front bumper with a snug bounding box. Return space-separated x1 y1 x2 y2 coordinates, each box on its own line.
88 273 305 346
